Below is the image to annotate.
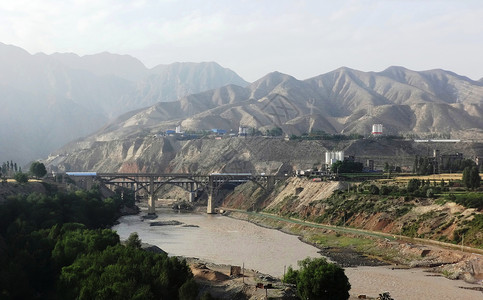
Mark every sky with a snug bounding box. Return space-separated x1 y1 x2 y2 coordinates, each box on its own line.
1 0 482 82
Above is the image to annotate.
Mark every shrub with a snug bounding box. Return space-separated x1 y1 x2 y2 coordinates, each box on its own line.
283 257 350 300
407 179 420 193
380 185 391 195
14 172 29 183
369 185 380 195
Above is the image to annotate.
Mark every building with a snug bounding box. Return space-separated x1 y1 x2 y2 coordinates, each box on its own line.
325 151 344 166
238 126 248 136
366 159 374 171
211 129 227 135
175 124 182 134
372 124 383 135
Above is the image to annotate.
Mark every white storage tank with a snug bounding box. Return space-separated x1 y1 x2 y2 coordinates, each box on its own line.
372 124 383 135
325 151 344 165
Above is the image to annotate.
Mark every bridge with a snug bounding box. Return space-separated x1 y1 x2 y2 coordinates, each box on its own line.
65 172 280 214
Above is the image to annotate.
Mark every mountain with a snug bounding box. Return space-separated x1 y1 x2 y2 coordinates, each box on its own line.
0 43 248 164
44 66 483 174
79 66 483 141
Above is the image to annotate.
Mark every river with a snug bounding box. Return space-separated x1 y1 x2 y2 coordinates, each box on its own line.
113 208 321 276
113 208 482 299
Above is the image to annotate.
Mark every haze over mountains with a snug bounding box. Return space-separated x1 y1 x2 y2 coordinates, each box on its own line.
0 43 248 164
1 43 483 166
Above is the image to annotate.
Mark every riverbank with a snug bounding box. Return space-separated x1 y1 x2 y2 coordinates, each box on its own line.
220 208 483 299
185 257 297 300
184 257 482 300
115 204 482 299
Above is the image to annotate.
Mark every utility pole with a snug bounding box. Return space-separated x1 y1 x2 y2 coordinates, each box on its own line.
461 234 464 252
242 262 245 284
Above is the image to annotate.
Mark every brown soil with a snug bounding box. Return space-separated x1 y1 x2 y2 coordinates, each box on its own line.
186 258 297 300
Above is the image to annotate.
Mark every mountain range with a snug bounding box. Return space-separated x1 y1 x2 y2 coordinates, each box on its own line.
1 43 483 168
83 66 483 144
45 64 483 174
0 43 248 164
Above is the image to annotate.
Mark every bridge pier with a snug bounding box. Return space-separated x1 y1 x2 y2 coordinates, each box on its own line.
207 176 215 214
189 192 195 203
267 176 275 190
207 194 214 214
148 176 156 215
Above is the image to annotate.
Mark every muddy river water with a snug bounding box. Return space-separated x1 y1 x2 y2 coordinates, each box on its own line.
113 209 481 299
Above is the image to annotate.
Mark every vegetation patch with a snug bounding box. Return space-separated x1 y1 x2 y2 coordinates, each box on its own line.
0 187 196 299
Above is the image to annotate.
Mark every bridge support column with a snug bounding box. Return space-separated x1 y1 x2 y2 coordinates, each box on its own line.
188 182 195 202
207 176 215 214
148 176 156 215
267 176 275 190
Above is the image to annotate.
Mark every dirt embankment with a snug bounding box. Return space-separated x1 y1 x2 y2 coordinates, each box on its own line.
186 257 297 300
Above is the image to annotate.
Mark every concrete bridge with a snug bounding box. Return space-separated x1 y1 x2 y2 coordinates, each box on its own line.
65 172 280 214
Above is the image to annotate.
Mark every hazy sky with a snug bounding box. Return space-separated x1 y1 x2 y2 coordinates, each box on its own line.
1 0 482 82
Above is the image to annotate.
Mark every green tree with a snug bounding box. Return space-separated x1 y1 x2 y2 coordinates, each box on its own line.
52 227 119 267
266 127 283 136
126 232 142 249
58 245 195 300
463 166 481 190
30 161 47 178
284 265 298 284
380 185 391 195
178 278 198 300
283 257 350 300
369 184 380 195
14 172 28 183
407 179 420 193
331 160 363 173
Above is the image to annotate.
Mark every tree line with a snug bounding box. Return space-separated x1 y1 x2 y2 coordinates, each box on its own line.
1 160 21 176
1 161 48 184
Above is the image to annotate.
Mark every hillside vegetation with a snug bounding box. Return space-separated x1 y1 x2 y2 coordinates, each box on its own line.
222 177 482 249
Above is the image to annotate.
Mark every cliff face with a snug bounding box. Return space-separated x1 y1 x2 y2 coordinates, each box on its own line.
46 136 483 176
47 136 341 173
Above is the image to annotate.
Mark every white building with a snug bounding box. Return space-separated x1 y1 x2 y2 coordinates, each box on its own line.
175 124 182 134
325 151 344 165
238 126 248 136
372 124 383 135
